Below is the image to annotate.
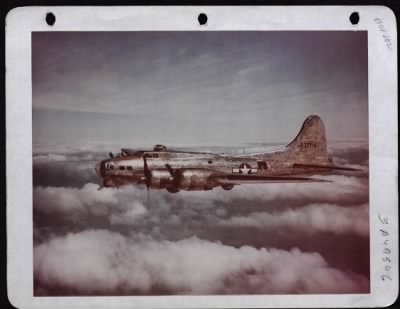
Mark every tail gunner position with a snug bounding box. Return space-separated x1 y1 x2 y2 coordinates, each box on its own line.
95 115 358 193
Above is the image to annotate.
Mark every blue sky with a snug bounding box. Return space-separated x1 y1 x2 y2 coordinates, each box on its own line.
32 31 368 148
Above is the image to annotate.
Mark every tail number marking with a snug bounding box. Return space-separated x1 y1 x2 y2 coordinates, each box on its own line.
300 142 317 149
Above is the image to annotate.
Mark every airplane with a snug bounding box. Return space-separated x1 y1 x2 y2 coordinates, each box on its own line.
95 115 359 193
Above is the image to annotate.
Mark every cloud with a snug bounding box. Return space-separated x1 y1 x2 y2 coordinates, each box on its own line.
32 145 370 295
33 151 104 188
33 154 69 163
33 159 369 233
34 172 368 235
34 230 369 295
34 183 118 217
329 142 369 166
174 174 369 208
109 201 148 225
219 203 369 237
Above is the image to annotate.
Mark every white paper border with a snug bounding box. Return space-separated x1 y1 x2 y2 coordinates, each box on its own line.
6 6 398 308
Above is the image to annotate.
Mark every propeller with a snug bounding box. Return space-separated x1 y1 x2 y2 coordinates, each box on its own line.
143 156 152 203
165 164 183 189
165 163 174 176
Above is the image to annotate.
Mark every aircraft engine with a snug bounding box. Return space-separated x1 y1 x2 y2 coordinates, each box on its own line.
149 169 215 191
149 170 173 189
177 169 215 191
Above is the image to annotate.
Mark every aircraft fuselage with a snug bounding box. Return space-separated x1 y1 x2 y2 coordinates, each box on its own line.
95 115 358 193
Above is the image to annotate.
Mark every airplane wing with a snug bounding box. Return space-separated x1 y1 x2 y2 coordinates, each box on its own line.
213 174 330 185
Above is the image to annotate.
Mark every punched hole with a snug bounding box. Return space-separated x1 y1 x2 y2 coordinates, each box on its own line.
349 12 359 25
46 12 56 26
198 13 208 26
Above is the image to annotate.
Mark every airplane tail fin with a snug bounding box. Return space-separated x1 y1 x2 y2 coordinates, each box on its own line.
284 115 331 163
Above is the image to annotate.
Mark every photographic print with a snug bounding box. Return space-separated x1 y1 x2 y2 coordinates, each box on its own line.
31 30 370 296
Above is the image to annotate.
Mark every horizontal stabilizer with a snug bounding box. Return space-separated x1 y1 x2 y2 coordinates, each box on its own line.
292 163 361 172
216 175 330 185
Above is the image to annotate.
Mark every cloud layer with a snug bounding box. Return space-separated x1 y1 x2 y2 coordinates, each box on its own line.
33 177 369 237
220 203 369 237
33 142 369 295
35 230 369 295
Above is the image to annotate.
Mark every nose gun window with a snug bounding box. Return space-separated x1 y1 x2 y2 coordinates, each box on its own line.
105 163 115 170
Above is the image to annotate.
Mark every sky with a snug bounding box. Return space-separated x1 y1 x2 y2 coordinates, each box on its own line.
32 31 370 296
32 31 368 149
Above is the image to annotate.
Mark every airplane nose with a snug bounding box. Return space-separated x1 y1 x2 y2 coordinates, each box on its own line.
95 162 103 177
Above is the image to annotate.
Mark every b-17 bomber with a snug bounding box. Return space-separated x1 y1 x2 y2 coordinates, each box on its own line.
95 115 358 193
